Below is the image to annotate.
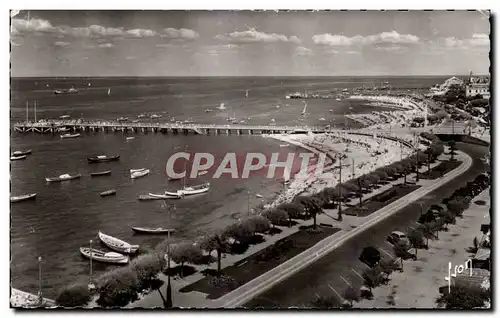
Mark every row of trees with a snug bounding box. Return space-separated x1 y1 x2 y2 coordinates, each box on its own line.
335 171 491 309
56 134 447 308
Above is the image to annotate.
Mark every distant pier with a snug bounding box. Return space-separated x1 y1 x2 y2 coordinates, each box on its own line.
13 120 329 136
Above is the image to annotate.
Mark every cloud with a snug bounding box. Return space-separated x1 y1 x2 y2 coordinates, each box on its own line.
443 33 489 49
215 29 301 44
162 28 199 40
98 43 114 48
126 29 157 38
295 46 313 56
125 56 136 60
312 30 420 47
11 17 200 42
54 41 71 48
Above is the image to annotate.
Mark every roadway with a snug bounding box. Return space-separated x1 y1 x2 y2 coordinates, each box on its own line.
243 141 489 308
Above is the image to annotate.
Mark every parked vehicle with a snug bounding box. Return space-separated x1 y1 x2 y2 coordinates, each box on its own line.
387 231 409 245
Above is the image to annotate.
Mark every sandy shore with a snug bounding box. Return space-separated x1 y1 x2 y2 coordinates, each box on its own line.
266 131 414 208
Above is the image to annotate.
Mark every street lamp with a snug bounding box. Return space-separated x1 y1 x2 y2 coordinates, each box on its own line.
37 256 43 305
88 240 95 290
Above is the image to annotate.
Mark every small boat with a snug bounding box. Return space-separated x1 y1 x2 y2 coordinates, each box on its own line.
150 114 162 119
117 117 128 122
138 194 166 201
205 109 213 113
10 155 27 161
131 169 150 179
126 137 135 140
148 192 182 199
12 149 31 156
131 227 175 234
10 193 37 203
45 173 81 182
130 168 147 173
57 127 70 132
98 231 139 254
166 182 210 197
60 133 80 139
256 194 263 198
279 144 289 148
59 115 71 119
87 155 120 163
138 114 147 118
90 170 111 177
100 189 117 197
79 247 129 265
132 120 139 123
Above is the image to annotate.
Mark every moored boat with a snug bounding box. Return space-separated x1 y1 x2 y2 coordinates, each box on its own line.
130 168 146 173
131 169 150 179
131 227 175 234
117 117 128 122
79 247 129 264
10 193 37 203
165 182 210 197
12 149 31 156
100 189 117 197
138 194 164 201
59 115 71 119
10 155 27 161
147 192 182 199
45 173 81 182
87 154 120 163
98 231 139 254
126 137 135 140
90 170 112 177
60 133 80 139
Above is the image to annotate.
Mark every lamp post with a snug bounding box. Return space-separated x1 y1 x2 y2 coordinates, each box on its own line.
165 202 174 308
37 256 43 305
337 155 343 221
88 240 94 290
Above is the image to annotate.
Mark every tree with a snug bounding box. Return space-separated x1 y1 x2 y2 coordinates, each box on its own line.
223 221 255 244
96 267 140 307
417 223 436 246
447 197 470 217
436 285 490 309
56 283 91 307
243 215 271 234
362 266 385 292
393 241 409 270
448 140 457 161
373 170 389 181
130 253 166 297
263 208 289 227
343 286 360 306
379 259 401 276
293 196 322 228
366 173 381 185
277 203 304 220
407 228 426 258
199 231 230 273
438 209 456 230
169 242 203 277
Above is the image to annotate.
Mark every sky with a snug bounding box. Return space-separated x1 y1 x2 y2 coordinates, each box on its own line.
10 10 491 77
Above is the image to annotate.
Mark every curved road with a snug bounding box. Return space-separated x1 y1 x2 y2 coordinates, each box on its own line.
244 142 489 308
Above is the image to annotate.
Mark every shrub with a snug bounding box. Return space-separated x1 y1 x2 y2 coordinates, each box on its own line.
130 253 166 290
243 215 271 234
170 242 203 270
97 267 140 307
263 208 289 227
277 203 304 219
373 170 389 181
56 282 91 307
343 286 361 306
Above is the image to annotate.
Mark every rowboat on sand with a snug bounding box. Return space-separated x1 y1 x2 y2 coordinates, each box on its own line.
98 231 139 254
79 247 129 264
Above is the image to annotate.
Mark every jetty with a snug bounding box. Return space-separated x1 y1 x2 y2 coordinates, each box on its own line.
13 119 471 137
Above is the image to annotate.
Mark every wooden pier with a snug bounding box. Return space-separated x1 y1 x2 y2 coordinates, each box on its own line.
12 120 329 135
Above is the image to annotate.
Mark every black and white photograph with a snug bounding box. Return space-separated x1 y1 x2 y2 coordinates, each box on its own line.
8 7 492 310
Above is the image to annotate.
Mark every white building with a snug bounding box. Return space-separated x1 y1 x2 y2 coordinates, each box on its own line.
466 72 490 99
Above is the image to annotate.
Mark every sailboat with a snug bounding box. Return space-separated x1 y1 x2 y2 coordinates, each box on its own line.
245 90 249 98
107 88 111 95
217 103 226 110
165 147 210 197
